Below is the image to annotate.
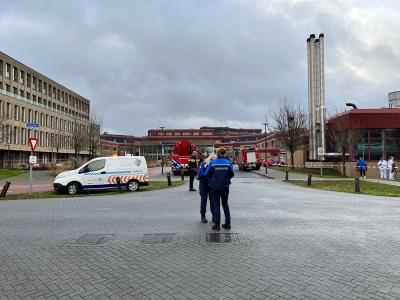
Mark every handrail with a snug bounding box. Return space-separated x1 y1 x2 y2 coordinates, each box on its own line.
0 89 88 122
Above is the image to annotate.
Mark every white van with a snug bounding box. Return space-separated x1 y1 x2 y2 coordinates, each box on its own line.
53 156 149 195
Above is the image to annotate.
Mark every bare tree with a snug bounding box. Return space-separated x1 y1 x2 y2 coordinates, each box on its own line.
327 106 365 176
264 97 308 169
86 108 103 159
69 117 87 168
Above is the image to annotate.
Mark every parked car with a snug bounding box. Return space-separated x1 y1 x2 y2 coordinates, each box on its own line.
262 159 274 167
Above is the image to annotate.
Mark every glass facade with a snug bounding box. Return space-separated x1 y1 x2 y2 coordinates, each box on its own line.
353 129 400 161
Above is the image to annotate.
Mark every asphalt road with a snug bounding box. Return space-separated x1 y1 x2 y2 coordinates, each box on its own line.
2 166 400 299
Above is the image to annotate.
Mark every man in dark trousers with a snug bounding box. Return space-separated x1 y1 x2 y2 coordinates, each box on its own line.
188 150 198 191
204 147 235 230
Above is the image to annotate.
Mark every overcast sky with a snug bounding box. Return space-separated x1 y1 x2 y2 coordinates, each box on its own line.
1 0 399 136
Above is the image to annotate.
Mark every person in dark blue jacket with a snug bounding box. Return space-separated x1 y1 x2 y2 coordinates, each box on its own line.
197 153 217 223
357 157 367 178
204 147 235 231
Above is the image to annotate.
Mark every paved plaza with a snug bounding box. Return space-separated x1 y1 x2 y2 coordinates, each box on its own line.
1 168 400 299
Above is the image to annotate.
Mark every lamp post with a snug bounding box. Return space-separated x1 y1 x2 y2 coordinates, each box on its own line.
160 126 165 174
263 123 268 174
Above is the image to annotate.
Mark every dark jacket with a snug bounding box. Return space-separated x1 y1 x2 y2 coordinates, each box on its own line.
204 157 234 190
188 154 197 175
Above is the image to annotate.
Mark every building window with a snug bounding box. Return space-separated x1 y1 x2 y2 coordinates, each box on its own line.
166 132 172 135
7 103 11 119
201 132 213 135
19 70 24 84
12 67 18 82
174 132 180 136
13 127 18 144
6 63 10 78
6 125 11 143
26 74 31 87
182 132 190 136
14 105 19 121
193 132 199 135
40 131 44 146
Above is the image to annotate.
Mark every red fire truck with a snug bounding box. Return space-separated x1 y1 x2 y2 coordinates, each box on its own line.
169 140 197 175
236 147 262 170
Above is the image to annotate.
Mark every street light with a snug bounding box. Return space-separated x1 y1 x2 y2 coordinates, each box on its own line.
160 126 165 175
263 123 268 174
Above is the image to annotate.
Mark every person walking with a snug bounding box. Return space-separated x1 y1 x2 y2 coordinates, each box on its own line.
197 153 217 223
357 157 367 178
204 147 235 231
378 157 388 179
188 150 198 191
388 156 395 180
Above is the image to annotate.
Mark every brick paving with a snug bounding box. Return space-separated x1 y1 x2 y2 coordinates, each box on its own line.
1 168 400 299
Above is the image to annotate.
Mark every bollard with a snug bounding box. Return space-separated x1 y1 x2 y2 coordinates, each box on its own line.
181 169 184 181
265 165 268 174
0 181 11 197
167 172 172 186
285 171 289 180
307 174 312 186
355 178 360 192
116 176 122 193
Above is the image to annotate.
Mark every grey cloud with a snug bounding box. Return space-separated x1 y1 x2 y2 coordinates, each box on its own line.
1 0 399 135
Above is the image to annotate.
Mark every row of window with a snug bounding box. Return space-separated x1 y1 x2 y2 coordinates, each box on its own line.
0 126 77 149
0 59 89 114
0 100 87 132
354 138 400 160
149 131 213 136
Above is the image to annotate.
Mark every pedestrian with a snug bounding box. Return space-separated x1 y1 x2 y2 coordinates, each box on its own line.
204 147 235 231
197 153 217 223
388 156 395 180
378 157 387 179
188 150 198 191
357 157 367 178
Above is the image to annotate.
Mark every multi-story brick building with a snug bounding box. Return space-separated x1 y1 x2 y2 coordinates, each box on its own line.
0 52 91 168
101 127 266 159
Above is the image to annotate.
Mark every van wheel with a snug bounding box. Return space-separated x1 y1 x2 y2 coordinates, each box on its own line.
67 183 80 195
127 180 140 192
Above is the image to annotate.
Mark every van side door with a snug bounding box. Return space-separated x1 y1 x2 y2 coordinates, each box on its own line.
81 159 107 189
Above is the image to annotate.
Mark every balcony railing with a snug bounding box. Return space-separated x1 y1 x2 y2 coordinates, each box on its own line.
0 88 89 122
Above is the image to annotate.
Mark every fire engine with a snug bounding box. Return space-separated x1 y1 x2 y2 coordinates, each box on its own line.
236 147 262 170
169 140 197 175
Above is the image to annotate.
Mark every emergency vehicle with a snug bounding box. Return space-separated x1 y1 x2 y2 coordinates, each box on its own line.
236 147 262 170
53 156 148 195
169 140 197 175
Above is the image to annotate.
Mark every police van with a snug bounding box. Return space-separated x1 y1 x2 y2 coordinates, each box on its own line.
53 156 149 195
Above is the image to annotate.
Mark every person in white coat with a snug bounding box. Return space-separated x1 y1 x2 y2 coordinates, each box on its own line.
378 157 388 179
388 156 395 180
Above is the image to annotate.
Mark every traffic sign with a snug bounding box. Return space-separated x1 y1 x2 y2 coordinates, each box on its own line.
26 123 39 127
29 156 37 163
318 147 324 155
28 138 39 152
